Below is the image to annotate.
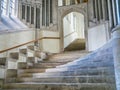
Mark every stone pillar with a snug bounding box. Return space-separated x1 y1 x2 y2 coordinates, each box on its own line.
45 0 46 26
0 0 2 20
6 0 10 16
18 1 22 19
42 0 45 27
62 0 66 6
25 5 27 23
98 0 103 21
46 0 49 26
112 25 120 90
116 0 120 24
104 0 109 20
112 0 117 26
101 0 105 21
50 0 53 24
94 0 99 21
40 4 42 28
34 5 36 28
107 0 114 29
29 5 31 26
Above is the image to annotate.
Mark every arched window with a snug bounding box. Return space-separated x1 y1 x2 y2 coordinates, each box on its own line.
1 0 17 16
1 0 7 15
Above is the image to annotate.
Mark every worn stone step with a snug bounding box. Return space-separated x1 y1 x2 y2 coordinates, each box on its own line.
19 49 27 55
32 64 56 69
36 62 65 66
19 69 45 73
16 75 115 83
34 67 115 77
18 73 33 78
27 57 35 63
46 66 114 72
9 52 19 60
3 83 116 90
18 62 27 69
6 69 17 78
27 45 35 51
34 51 48 60
57 59 114 68
0 57 6 65
57 58 114 68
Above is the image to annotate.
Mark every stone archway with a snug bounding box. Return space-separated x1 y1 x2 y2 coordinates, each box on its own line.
58 3 88 52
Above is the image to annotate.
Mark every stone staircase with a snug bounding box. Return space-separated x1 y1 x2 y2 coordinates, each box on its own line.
0 40 116 90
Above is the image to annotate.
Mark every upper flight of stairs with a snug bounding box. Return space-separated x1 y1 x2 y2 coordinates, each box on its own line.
0 40 116 90
65 39 85 51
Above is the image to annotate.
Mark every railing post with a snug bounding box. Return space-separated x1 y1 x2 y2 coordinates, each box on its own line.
112 25 120 90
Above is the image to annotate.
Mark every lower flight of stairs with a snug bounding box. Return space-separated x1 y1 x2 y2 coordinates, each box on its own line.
1 42 116 90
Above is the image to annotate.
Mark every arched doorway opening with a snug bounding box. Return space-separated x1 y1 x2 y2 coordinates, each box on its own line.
57 4 88 52
63 12 85 51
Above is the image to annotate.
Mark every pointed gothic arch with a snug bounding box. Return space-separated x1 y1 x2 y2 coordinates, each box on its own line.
58 3 88 52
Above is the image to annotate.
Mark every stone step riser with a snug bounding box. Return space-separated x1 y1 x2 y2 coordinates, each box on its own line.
16 76 115 83
56 62 114 68
18 69 45 73
9 53 19 60
3 83 116 90
46 66 114 72
33 70 114 77
58 60 114 68
0 57 6 65
19 49 27 55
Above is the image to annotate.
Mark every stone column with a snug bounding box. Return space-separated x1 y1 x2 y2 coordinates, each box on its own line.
34 5 36 28
94 0 99 21
112 25 120 90
63 0 66 5
25 4 27 23
6 0 10 16
42 0 45 27
104 0 109 20
0 0 2 20
107 0 114 29
98 0 103 21
46 0 49 26
112 0 117 26
45 0 46 26
29 5 31 26
40 4 42 28
18 1 22 19
116 0 120 24
101 0 105 21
